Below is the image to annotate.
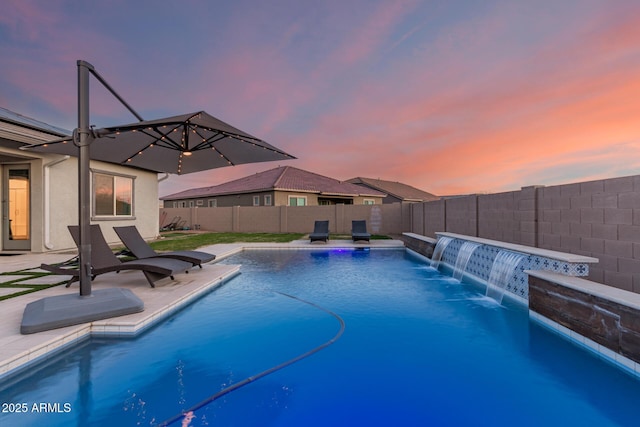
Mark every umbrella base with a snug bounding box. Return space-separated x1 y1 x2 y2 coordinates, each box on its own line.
20 288 144 334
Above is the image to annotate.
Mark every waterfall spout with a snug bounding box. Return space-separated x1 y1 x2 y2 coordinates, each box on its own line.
430 236 454 269
453 242 481 282
485 250 524 304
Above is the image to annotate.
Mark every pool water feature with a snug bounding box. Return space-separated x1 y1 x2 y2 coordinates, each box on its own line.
2 249 640 426
430 236 453 269
485 250 526 304
452 241 481 282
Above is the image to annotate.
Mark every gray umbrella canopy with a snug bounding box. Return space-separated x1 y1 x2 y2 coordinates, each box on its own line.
24 111 295 173
18 60 296 334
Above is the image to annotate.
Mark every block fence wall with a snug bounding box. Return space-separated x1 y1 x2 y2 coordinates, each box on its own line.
159 203 411 236
410 175 640 293
159 174 640 292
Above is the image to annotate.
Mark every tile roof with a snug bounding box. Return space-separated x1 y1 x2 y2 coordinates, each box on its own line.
346 177 439 202
162 166 386 200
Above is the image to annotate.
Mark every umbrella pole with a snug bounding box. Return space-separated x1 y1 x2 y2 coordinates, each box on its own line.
19 60 147 334
77 60 93 297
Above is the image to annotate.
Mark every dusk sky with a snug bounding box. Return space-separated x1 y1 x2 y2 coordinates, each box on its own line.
2 0 640 197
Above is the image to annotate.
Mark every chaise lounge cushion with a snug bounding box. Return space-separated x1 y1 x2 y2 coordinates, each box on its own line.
114 226 215 268
41 225 191 287
351 220 371 242
309 220 330 243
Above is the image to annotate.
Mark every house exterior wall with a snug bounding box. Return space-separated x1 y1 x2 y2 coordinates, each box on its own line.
91 162 160 247
274 191 319 206
163 190 384 208
0 143 159 252
41 157 159 251
383 194 403 204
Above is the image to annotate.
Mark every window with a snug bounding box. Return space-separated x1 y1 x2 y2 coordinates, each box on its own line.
93 172 133 217
208 199 217 207
189 200 195 208
253 195 260 206
173 202 178 208
363 199 375 205
264 195 272 206
288 196 307 206
196 200 204 206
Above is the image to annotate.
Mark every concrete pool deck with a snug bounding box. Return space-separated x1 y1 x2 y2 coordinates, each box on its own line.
0 239 404 380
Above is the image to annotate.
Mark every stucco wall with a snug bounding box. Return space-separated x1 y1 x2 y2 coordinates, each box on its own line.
45 159 159 251
163 190 385 208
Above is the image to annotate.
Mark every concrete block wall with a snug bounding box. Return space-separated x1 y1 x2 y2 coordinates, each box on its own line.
514 186 539 247
424 199 446 238
478 191 517 243
160 203 408 236
411 203 425 235
445 196 477 236
410 174 640 294
538 175 640 292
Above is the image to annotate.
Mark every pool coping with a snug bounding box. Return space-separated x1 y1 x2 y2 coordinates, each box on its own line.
0 239 405 381
527 270 640 312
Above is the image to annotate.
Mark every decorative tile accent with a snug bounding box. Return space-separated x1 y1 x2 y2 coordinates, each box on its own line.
436 237 590 301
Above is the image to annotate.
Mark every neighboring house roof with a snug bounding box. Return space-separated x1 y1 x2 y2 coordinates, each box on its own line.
161 166 387 200
346 177 439 202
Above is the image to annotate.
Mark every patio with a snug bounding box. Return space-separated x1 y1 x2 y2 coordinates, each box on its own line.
0 239 404 380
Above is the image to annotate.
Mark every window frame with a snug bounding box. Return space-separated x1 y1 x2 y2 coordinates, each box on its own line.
288 195 307 206
91 169 135 219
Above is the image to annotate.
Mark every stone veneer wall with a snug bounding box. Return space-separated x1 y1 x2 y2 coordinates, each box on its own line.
529 272 640 366
400 233 436 259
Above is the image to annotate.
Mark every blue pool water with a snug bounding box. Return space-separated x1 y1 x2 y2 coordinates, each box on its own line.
2 249 640 426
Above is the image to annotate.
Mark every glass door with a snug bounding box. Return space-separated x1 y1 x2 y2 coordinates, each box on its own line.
2 164 31 251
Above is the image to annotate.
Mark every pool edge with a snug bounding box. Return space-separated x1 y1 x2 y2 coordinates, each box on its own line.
0 265 241 382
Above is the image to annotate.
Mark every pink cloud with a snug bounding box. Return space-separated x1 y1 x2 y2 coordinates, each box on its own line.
281 2 640 196
325 0 420 67
6 1 640 200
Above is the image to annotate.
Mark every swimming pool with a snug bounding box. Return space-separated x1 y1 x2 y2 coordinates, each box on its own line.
2 249 640 426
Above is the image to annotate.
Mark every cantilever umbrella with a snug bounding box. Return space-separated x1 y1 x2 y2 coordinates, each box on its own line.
19 60 295 334
24 110 295 174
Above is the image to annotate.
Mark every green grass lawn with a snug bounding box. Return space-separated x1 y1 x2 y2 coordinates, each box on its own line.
150 232 391 251
149 232 307 251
